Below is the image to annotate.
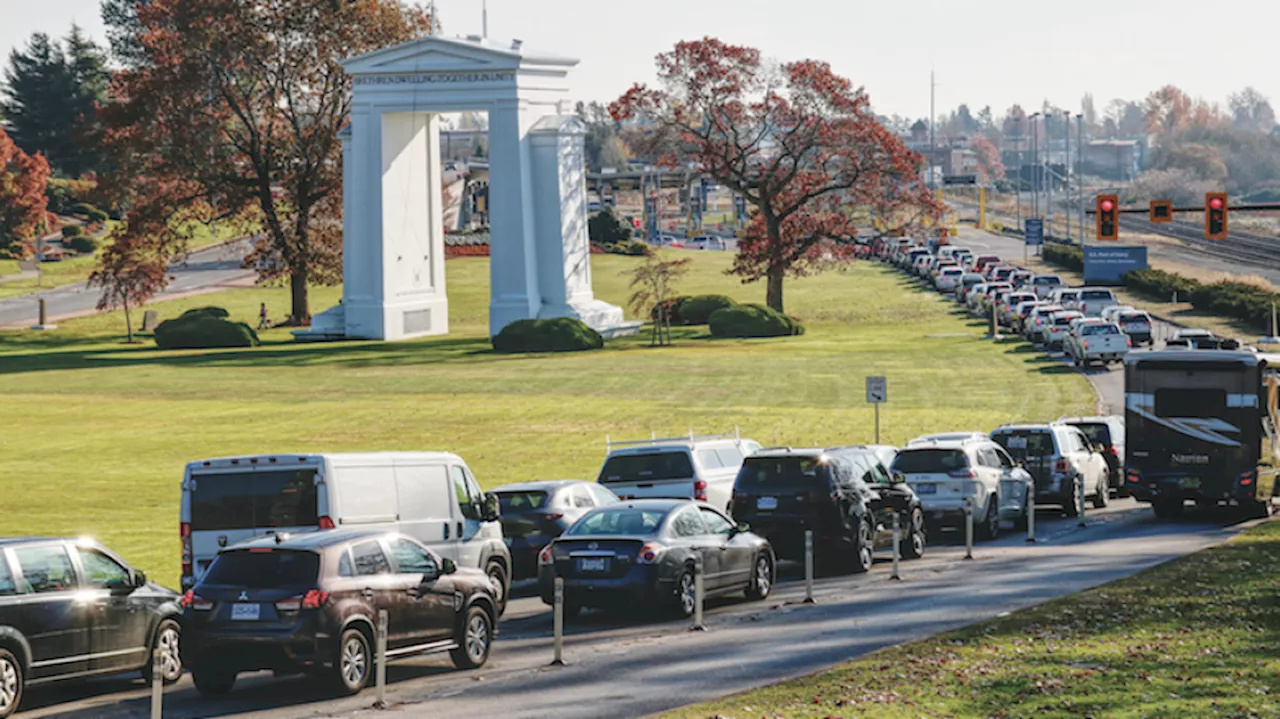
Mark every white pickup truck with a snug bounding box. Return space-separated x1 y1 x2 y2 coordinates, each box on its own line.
1076 287 1120 317
1065 321 1130 366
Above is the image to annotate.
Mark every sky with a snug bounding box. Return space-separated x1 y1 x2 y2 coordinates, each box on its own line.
3 0 1278 121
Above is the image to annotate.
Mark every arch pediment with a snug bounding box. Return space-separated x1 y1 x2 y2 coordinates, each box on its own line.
343 35 577 77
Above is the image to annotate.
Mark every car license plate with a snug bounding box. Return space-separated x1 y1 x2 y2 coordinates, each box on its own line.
231 603 260 621
915 483 936 495
756 496 778 511
1180 477 1201 489
577 558 609 572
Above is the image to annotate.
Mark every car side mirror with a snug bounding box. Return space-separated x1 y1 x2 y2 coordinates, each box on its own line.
481 493 501 522
420 564 441 584
107 578 135 595
441 558 457 575
731 522 750 536
133 570 148 588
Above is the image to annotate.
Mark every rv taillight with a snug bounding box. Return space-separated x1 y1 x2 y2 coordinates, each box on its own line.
693 480 708 502
318 516 335 530
180 522 192 579
1126 468 1141 483
1239 469 1256 486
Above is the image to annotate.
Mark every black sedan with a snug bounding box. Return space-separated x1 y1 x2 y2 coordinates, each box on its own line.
494 480 619 581
537 499 774 618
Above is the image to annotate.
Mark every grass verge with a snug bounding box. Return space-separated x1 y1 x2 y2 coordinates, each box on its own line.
0 252 1091 587
663 519 1280 719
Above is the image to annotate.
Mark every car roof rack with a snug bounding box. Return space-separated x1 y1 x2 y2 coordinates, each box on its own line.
756 445 795 452
605 426 741 454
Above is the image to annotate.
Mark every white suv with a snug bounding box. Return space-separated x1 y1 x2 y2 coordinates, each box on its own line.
989 424 1110 516
595 432 761 512
890 438 1032 540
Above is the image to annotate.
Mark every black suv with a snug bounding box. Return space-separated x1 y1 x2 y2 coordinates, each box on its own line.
0 537 182 719
729 446 926 573
181 529 501 697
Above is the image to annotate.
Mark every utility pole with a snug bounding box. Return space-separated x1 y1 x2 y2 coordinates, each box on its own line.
1014 119 1023 232
1077 114 1085 245
1063 111 1071 244
928 70 936 190
1046 117 1054 230
1030 113 1040 218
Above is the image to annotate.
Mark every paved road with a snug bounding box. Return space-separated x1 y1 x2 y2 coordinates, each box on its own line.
0 240 255 329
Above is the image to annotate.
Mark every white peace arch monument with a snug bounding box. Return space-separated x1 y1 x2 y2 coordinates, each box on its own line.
301 34 627 341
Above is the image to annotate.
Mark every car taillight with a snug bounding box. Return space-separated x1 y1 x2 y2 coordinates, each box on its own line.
180 522 192 579
948 468 977 479
538 545 555 566
318 516 335 529
1125 336 1132 347
1107 446 1119 456
637 542 661 565
1056 458 1070 472
541 513 565 521
180 590 213 611
1239 469 1256 486
1126 468 1141 484
693 479 708 502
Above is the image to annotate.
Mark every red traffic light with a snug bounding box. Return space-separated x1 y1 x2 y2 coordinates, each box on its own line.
1100 199 1115 212
1209 197 1224 210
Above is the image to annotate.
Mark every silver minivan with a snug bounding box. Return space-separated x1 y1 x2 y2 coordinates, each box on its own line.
180 452 512 611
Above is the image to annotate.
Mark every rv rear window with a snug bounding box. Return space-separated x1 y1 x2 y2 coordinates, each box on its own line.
598 452 694 484
190 469 319 532
1155 388 1227 418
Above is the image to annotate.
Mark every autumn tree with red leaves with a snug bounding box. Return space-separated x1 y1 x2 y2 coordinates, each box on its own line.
969 135 1005 185
611 38 940 312
89 238 169 343
99 0 432 324
0 127 52 258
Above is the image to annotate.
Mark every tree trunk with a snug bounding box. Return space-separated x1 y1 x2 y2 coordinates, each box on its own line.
290 264 310 325
124 297 133 344
765 265 785 313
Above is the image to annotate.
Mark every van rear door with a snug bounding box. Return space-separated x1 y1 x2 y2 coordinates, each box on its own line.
185 464 322 585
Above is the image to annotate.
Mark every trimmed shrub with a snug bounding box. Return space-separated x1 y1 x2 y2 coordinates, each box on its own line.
61 225 85 239
154 311 260 350
1042 244 1084 272
65 235 98 254
70 202 100 218
588 209 633 246
708 303 804 338
651 296 690 325
86 208 110 225
1123 269 1202 300
679 294 738 325
492 317 604 353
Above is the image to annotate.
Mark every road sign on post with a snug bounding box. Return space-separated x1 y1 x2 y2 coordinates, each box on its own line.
1024 218 1044 248
866 376 887 444
942 174 977 186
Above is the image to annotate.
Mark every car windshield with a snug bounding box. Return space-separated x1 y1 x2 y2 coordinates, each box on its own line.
1035 277 1060 285
1053 315 1079 325
1119 312 1150 323
598 451 694 484
892 449 969 474
497 491 549 514
1081 290 1114 300
1071 423 1113 446
566 508 668 536
201 549 320 588
1081 324 1120 335
992 431 1057 458
737 456 831 490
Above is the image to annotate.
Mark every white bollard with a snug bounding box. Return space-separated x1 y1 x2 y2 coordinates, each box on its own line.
890 512 902 580
1026 480 1038 543
150 648 163 719
1077 474 1088 527
374 610 388 709
803 530 816 604
963 498 974 560
691 556 706 631
551 577 566 665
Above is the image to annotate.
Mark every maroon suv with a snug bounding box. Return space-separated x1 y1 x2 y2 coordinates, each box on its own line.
181 529 500 697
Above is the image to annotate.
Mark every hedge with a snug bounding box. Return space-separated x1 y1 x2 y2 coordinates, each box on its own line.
70 202 100 218
65 235 98 254
1042 244 1083 272
708 303 805 338
1121 269 1278 333
61 225 84 239
492 317 604 353
1123 269 1203 300
86 208 110 225
651 296 690 325
154 308 260 350
678 295 738 325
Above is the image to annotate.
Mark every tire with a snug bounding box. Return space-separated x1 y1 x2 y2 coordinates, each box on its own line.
900 509 926 559
1243 499 1273 520
1092 477 1110 509
485 561 508 617
141 619 183 685
192 666 236 696
850 519 874 574
745 552 774 601
1152 499 1183 519
673 567 697 617
978 497 1000 541
330 628 371 696
1062 478 1081 517
450 605 493 670
0 648 23 719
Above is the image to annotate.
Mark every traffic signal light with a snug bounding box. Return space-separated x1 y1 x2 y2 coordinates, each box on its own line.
1150 200 1173 223
1205 192 1228 239
1096 194 1119 241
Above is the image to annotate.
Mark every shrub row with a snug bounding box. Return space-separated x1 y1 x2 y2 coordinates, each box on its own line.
154 307 261 350
492 317 604 353
600 240 652 257
708 304 805 338
1120 269 1277 332
1042 244 1083 272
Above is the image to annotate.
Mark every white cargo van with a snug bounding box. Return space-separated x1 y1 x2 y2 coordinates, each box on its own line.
595 431 761 512
180 452 512 611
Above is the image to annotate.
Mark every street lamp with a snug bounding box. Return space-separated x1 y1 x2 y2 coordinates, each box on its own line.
1030 113 1041 218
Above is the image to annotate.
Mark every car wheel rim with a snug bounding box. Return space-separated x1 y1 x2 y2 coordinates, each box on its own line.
488 567 505 606
158 627 182 680
680 573 695 614
341 637 367 688
466 615 489 662
0 658 17 712
755 556 771 595
859 525 872 568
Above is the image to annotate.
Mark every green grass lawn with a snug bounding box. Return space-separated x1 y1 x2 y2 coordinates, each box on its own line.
0 252 1092 587
0 218 254 299
665 520 1280 719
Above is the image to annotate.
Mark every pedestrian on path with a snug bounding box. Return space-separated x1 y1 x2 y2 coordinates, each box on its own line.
258 302 270 329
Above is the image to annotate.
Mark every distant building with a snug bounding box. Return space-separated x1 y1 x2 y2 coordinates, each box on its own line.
1082 139 1142 181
